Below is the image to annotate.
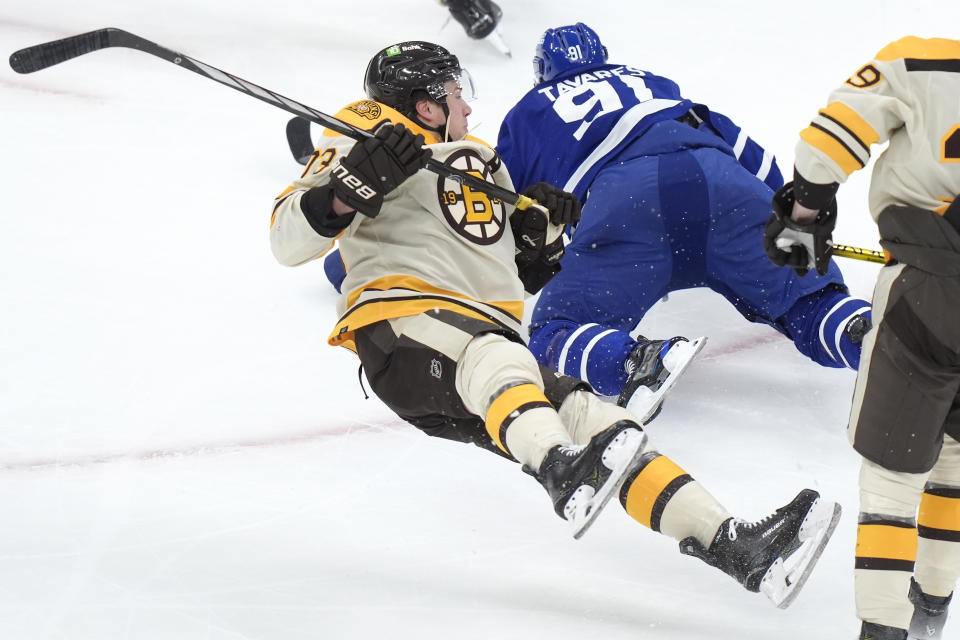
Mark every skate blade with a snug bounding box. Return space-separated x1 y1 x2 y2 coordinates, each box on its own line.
625 336 707 423
910 615 947 639
486 29 512 57
759 498 842 609
566 429 647 540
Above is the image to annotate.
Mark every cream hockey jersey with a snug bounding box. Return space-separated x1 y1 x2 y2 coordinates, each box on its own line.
270 100 525 352
794 36 960 220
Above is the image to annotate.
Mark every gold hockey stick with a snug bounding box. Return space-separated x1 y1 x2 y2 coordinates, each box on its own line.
833 243 885 264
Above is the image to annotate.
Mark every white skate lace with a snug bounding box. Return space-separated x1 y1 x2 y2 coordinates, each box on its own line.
726 512 777 541
623 341 658 376
557 444 585 457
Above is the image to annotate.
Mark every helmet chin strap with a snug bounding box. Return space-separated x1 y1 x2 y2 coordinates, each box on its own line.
409 100 452 142
439 100 454 142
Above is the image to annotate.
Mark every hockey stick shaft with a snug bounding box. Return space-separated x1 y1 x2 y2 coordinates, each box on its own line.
8 29 884 264
833 244 885 264
9 28 535 209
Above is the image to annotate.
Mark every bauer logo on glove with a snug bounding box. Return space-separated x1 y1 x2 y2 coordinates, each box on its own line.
330 163 378 202
330 122 432 218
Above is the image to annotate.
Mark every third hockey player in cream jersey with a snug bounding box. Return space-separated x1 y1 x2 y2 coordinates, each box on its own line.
765 36 960 640
795 36 960 220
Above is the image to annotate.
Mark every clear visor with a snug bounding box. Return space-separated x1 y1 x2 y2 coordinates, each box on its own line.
426 68 478 103
532 58 544 85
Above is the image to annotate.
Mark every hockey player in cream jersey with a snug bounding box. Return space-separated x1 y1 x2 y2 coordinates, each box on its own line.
271 101 526 343
271 40 842 613
764 37 960 640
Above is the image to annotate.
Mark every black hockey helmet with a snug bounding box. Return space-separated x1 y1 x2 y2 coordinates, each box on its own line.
364 41 475 117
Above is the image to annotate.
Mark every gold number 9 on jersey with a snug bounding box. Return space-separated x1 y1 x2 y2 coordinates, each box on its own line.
845 64 882 89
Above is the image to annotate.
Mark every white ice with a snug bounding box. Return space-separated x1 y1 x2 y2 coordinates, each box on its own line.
2 1 956 638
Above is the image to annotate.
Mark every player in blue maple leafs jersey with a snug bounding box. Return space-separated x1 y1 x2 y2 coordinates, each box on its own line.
496 22 873 408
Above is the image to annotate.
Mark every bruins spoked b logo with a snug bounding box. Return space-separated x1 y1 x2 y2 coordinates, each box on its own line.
437 149 507 245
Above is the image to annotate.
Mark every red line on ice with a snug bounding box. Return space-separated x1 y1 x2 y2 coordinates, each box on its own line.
0 419 405 472
0 17 71 36
699 330 785 361
0 77 102 101
0 331 788 472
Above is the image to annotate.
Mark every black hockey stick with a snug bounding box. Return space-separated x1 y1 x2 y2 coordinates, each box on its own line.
8 27 541 211
7 28 888 264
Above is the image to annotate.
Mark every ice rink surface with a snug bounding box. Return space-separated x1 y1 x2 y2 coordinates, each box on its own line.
2 2 958 638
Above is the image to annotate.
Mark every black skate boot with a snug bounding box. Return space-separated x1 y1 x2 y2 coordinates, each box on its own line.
908 577 952 639
679 489 842 608
442 0 502 39
616 335 706 423
524 420 646 540
860 621 907 640
845 312 872 344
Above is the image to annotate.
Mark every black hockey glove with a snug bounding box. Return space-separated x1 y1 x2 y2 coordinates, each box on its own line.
512 206 550 264
764 182 837 277
510 183 580 293
521 182 582 227
330 122 432 218
511 206 565 294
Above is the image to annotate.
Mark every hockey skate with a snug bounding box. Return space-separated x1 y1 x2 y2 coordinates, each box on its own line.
442 0 511 57
845 312 872 344
525 420 647 539
908 577 952 639
616 336 706 423
679 488 842 608
860 622 908 639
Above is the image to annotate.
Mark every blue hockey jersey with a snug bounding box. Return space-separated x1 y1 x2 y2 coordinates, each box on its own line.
497 63 782 200
494 61 870 398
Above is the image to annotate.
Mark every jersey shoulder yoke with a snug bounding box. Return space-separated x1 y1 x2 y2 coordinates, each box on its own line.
875 36 960 62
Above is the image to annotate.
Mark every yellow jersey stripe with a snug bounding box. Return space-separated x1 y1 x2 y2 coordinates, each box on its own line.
320 100 442 142
328 297 517 348
345 274 522 321
270 187 298 228
820 102 879 151
800 125 864 175
318 100 494 147
876 36 960 62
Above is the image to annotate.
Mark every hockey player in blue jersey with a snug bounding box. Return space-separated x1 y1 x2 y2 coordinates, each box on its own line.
495 22 872 412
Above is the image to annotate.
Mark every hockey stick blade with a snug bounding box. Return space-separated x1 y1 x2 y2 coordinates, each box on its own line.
10 28 116 74
12 28 355 137
286 116 314 166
